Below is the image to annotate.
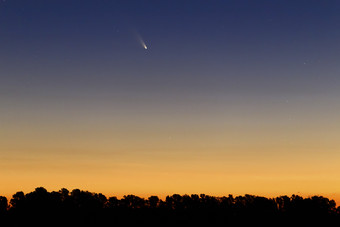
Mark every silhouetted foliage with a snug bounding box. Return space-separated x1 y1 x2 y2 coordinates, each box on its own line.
0 196 7 214
1 187 340 226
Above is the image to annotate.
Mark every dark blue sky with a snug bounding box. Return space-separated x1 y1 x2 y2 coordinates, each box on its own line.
1 0 340 98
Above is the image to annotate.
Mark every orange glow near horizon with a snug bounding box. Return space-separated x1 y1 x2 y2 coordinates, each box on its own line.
1 119 340 206
1 95 340 206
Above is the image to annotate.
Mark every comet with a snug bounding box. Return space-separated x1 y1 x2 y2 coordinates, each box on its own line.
134 30 148 50
139 37 148 50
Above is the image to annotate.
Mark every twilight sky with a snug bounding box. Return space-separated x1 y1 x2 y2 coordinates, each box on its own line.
1 0 340 203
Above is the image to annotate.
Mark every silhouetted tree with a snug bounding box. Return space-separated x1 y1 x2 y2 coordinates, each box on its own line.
148 196 160 208
121 195 145 209
107 196 119 209
59 188 69 201
2 187 340 226
9 191 25 209
0 196 7 213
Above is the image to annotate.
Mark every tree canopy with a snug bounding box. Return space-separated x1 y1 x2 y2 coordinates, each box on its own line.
0 187 339 226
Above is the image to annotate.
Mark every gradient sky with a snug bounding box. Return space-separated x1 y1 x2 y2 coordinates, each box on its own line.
1 0 340 204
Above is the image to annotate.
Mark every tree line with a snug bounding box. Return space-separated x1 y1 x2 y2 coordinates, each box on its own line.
0 187 339 226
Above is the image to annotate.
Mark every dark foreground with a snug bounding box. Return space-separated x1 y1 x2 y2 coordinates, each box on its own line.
1 187 339 226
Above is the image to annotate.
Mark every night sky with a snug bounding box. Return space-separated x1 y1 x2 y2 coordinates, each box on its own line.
1 0 340 203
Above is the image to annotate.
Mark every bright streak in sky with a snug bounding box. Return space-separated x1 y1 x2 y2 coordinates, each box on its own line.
139 38 148 50
134 31 148 50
